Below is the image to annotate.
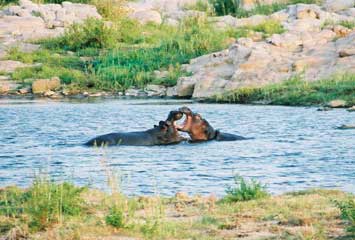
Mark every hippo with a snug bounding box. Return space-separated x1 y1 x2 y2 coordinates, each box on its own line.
177 107 247 142
85 111 186 146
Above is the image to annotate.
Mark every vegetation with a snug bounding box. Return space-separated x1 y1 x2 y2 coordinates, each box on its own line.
0 178 86 232
335 197 355 235
0 177 352 239
210 0 323 18
94 17 230 89
214 73 355 106
222 175 269 202
42 18 117 51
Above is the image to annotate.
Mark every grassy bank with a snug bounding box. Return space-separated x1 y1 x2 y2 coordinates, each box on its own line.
213 74 355 107
0 176 354 239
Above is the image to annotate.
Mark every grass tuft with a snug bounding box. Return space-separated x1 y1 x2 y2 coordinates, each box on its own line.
222 175 269 203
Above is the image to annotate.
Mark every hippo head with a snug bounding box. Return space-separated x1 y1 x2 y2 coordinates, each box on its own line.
177 107 217 141
153 111 186 144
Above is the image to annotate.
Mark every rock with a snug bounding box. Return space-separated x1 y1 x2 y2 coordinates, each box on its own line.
125 88 147 97
327 99 347 108
176 76 196 97
32 77 61 94
129 10 162 25
337 124 355 129
0 83 10 93
43 90 55 97
89 92 103 97
333 25 352 38
153 70 169 79
347 106 355 112
18 87 31 94
166 86 178 97
0 60 29 73
145 84 167 97
323 0 355 12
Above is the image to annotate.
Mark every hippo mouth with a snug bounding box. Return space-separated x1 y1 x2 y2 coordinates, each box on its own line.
174 114 187 130
176 107 193 132
166 110 185 130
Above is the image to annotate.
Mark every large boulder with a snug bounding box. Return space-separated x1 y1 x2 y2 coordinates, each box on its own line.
0 60 29 73
129 10 162 25
32 77 61 94
323 0 354 12
175 6 355 99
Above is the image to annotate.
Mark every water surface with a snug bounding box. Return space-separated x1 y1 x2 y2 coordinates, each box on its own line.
0 99 354 196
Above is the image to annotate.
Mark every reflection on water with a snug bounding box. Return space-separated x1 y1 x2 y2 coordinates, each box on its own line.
0 99 354 196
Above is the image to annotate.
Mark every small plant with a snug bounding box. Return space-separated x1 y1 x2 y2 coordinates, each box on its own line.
222 175 269 202
334 197 355 235
105 207 124 228
339 20 355 29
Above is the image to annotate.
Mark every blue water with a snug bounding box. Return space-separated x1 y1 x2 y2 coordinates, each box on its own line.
0 99 354 196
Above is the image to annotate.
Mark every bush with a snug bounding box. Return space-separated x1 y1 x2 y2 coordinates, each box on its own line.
0 178 87 232
105 207 124 228
42 18 117 51
335 198 355 235
222 175 269 202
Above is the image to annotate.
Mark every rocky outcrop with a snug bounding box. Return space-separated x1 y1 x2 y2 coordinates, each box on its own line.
126 0 207 25
175 3 355 98
0 0 101 57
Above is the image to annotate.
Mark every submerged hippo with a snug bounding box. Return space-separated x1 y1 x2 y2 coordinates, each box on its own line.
177 107 247 142
85 111 186 146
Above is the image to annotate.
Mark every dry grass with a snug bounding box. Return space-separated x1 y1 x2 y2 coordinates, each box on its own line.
1 188 352 240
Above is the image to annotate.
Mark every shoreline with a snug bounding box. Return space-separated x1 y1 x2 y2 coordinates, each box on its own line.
0 182 354 240
0 93 354 110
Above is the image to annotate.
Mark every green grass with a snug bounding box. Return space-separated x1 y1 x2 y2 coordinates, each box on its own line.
226 19 285 39
335 197 355 235
340 20 355 29
222 175 269 203
0 178 87 232
94 17 230 90
214 73 355 106
7 48 89 86
41 18 117 51
210 0 323 18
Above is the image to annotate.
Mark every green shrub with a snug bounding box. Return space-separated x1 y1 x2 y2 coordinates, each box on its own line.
222 175 269 202
105 207 124 228
215 73 355 106
334 198 355 235
0 187 25 217
0 178 87 232
25 179 86 231
42 18 117 51
251 19 284 36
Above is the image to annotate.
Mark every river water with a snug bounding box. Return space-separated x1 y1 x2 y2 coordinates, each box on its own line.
0 99 354 196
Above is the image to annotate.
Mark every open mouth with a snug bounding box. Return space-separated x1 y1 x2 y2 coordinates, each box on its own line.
174 114 187 130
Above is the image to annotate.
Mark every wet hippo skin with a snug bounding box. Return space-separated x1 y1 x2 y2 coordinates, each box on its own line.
177 107 248 142
86 111 186 146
